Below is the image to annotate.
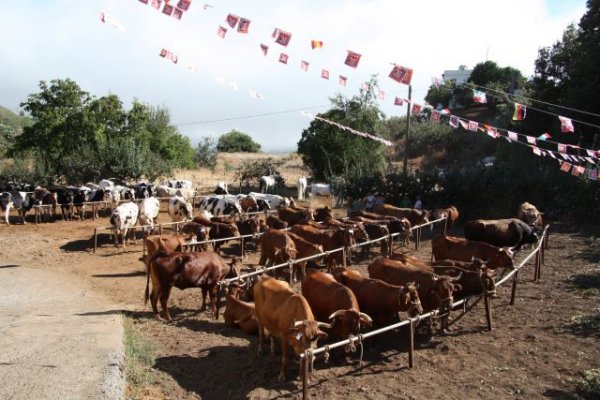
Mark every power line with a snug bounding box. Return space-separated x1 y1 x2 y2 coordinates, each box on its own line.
173 105 329 126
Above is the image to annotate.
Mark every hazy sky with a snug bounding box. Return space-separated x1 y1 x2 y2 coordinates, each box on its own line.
0 0 587 152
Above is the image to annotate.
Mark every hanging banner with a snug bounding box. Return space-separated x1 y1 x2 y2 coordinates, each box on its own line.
389 64 413 85
226 14 239 28
344 50 362 68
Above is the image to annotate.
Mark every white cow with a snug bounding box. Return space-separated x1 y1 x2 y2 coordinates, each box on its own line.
138 197 160 234
168 196 193 222
297 176 308 200
248 192 291 209
1 192 13 225
155 185 179 198
99 179 114 191
259 175 277 194
109 202 140 247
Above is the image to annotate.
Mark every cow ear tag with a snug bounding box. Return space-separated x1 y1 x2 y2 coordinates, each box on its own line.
296 332 303 340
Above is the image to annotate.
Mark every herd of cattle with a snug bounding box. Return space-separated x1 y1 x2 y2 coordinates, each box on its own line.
139 196 543 381
1 177 546 382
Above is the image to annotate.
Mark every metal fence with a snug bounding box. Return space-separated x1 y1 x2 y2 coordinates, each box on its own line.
296 224 550 399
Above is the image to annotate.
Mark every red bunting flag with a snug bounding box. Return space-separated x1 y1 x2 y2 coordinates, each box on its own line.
572 165 585 176
339 76 347 87
139 0 149 4
321 69 330 80
558 143 567 153
487 126 499 138
513 103 526 120
560 161 572 173
260 44 269 56
217 25 227 38
151 0 162 9
159 48 178 63
278 53 289 64
226 14 239 28
468 121 478 132
389 64 413 85
162 3 174 15
449 115 459 128
311 40 323 49
300 60 309 71
559 116 575 133
275 30 292 46
173 8 183 19
394 97 404 106
411 104 422 115
177 0 191 11
344 50 362 68
238 18 250 33
472 90 487 103
431 110 441 122
378 90 385 100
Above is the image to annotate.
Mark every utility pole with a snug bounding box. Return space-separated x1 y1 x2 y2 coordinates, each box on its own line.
403 85 412 176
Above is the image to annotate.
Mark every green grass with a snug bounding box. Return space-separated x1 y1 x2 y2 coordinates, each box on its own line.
574 368 600 400
123 317 157 388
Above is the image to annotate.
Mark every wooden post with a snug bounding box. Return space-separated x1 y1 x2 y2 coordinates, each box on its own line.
408 319 415 369
158 224 163 236
536 250 542 281
94 228 98 253
342 248 347 268
484 294 493 331
302 354 309 400
510 271 519 305
240 237 245 258
533 252 540 282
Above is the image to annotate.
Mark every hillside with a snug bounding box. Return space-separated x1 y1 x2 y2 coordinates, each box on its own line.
0 105 31 131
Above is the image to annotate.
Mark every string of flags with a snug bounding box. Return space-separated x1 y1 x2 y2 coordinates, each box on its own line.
99 11 125 31
138 0 192 21
300 112 394 146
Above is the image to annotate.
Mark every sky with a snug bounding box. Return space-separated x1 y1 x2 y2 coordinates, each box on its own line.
0 0 588 152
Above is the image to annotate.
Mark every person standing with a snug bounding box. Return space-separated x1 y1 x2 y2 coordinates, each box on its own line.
414 196 423 210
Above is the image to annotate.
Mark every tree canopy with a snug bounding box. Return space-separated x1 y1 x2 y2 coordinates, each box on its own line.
297 77 386 181
217 130 261 153
11 78 195 183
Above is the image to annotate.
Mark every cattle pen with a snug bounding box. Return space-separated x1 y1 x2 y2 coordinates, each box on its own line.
296 224 550 400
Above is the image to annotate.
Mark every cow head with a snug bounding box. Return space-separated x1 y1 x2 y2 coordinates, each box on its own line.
495 247 515 270
314 206 333 222
431 275 461 311
328 309 372 348
479 267 497 296
287 320 329 356
179 200 193 220
398 282 423 317
227 257 243 279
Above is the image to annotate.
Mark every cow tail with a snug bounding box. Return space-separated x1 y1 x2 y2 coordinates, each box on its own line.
144 263 151 305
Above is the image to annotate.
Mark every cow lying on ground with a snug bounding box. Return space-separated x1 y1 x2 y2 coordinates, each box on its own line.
145 251 241 320
224 285 258 335
431 235 514 270
463 218 538 250
253 275 330 381
301 269 372 345
332 267 422 326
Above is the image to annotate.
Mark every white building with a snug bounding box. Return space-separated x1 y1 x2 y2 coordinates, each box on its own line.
442 65 472 85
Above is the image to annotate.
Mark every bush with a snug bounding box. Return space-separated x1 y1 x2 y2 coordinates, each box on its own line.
195 136 218 169
575 368 600 399
217 130 261 153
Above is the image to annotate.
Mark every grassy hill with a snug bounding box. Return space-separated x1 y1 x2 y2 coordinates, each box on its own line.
0 105 31 132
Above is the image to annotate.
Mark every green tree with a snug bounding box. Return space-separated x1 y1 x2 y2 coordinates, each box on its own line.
217 130 261 152
297 76 386 181
195 136 218 169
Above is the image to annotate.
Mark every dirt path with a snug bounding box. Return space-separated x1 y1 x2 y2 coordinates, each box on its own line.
0 232 124 399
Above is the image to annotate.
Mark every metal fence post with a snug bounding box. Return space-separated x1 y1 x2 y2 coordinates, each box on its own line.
484 294 493 331
510 271 519 305
94 228 98 253
408 319 415 368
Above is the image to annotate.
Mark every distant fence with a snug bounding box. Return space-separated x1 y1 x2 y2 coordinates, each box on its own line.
296 224 550 399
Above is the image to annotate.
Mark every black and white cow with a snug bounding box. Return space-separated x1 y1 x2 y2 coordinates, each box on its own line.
163 179 193 189
73 187 90 220
248 192 291 209
116 185 135 201
214 181 229 195
109 202 140 247
134 183 153 199
198 196 242 217
11 191 35 224
1 192 13 225
56 187 76 221
168 196 194 222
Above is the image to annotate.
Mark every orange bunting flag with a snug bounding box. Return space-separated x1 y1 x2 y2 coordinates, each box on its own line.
559 116 575 133
512 103 526 120
275 30 292 46
226 14 239 28
389 64 413 85
300 60 309 71
344 50 361 68
311 40 323 49
339 75 347 87
217 25 227 38
321 69 330 80
278 53 288 64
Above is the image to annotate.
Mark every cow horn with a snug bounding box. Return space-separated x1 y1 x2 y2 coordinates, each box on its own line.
293 321 304 328
317 321 332 329
358 312 373 324
328 310 346 320
450 272 463 282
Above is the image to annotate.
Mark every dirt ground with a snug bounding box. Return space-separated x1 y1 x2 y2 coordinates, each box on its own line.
0 207 598 400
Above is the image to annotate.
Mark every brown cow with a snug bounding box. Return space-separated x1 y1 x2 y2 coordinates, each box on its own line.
253 275 330 381
433 206 459 232
209 221 240 253
266 215 288 229
286 232 324 280
431 235 514 270
258 228 297 268
142 234 187 268
332 267 422 326
278 206 313 226
374 204 430 227
236 216 262 250
181 222 210 251
392 254 496 298
301 269 372 345
224 285 259 335
239 196 259 212
313 206 333 222
290 224 355 270
145 251 241 320
464 218 538 250
368 257 461 315
349 214 412 243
